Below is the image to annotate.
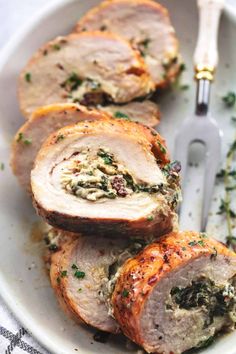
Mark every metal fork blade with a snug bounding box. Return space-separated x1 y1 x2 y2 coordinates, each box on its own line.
174 114 222 231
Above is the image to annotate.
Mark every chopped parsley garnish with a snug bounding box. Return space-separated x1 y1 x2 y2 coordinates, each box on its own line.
113 111 130 120
180 84 190 90
55 134 65 143
140 38 151 48
122 289 129 297
157 141 166 154
0 162 4 171
222 91 236 108
71 264 85 279
188 240 205 247
77 288 82 292
61 72 83 92
25 72 31 83
74 270 86 279
60 270 67 277
56 277 61 284
16 132 32 145
147 215 154 221
179 63 186 72
97 149 114 165
52 44 61 51
48 244 58 252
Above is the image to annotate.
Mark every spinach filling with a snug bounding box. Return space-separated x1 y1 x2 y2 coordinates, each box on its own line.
170 277 236 327
61 148 169 202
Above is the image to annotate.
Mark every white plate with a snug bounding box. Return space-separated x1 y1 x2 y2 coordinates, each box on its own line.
1 0 236 353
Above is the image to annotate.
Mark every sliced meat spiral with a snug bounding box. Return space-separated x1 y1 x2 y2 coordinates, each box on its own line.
18 31 154 119
112 231 236 353
31 118 179 236
11 103 109 192
76 0 181 88
99 100 160 127
49 229 146 333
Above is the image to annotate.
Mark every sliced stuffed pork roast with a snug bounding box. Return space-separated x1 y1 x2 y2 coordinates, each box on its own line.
11 103 109 192
18 31 154 119
49 228 147 333
111 231 236 353
99 100 160 127
31 118 180 236
76 0 181 88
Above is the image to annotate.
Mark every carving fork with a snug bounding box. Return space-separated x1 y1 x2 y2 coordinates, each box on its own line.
174 0 224 231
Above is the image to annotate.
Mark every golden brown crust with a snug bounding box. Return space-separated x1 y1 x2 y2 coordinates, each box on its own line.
112 231 236 345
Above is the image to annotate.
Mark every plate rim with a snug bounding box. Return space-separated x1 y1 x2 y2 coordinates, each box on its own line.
0 1 236 353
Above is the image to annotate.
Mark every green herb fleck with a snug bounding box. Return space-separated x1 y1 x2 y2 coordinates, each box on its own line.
25 72 31 83
0 162 4 171
157 141 166 154
179 63 186 72
222 91 236 108
56 277 61 284
122 289 129 297
188 241 197 247
77 288 82 292
113 111 130 120
55 134 65 143
60 270 67 277
182 247 186 251
71 264 78 270
74 270 85 279
61 72 83 92
52 43 61 50
48 244 58 252
16 132 32 145
180 84 190 90
147 215 154 221
97 149 114 165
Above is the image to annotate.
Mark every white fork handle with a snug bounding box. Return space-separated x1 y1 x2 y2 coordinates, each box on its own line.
194 0 225 72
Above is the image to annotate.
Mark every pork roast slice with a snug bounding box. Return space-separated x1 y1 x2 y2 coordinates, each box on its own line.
31 118 180 236
75 0 181 88
112 231 236 353
18 31 154 119
11 103 109 192
99 100 160 127
49 229 144 333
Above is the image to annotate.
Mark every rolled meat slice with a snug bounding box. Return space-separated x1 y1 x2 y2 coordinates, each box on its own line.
11 103 109 192
31 118 180 236
99 100 160 127
18 31 154 119
49 228 146 333
75 0 181 88
112 231 236 353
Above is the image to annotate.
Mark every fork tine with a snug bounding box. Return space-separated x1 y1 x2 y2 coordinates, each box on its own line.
201 127 222 231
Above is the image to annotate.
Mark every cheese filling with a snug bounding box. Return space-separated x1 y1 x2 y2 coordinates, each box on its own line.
166 277 236 329
60 147 167 201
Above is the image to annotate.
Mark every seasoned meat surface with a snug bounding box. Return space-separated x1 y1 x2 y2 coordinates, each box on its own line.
112 231 236 353
11 103 109 192
18 31 154 118
76 0 181 88
99 100 160 127
31 118 180 237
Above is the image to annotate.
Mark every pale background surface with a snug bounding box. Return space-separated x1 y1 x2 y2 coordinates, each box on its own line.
0 0 235 353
